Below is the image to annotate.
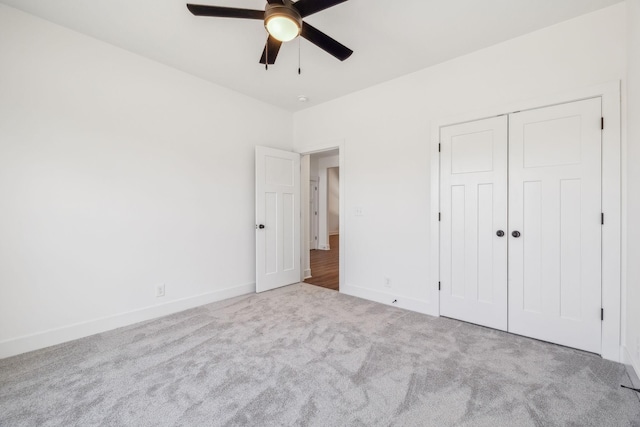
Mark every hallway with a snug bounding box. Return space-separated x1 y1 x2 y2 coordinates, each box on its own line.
304 235 339 291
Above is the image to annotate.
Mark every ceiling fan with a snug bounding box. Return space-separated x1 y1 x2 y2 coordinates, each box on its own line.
186 0 353 66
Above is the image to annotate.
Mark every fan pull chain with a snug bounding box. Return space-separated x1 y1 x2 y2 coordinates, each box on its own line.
265 38 269 71
298 37 301 75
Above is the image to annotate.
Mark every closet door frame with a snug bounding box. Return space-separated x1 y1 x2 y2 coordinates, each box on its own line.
429 81 621 362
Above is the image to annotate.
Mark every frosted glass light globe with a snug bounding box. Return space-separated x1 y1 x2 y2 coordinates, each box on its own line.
266 15 300 42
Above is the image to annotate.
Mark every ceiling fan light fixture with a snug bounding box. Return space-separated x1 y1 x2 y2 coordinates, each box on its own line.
186 2 353 65
264 5 302 42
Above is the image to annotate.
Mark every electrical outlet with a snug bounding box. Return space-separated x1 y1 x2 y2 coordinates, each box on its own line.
354 206 364 216
155 284 165 298
384 277 392 288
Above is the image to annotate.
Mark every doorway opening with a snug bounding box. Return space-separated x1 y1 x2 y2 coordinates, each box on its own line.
303 149 340 291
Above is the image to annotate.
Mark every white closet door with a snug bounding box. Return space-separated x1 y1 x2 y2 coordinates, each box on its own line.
508 98 602 353
440 116 508 330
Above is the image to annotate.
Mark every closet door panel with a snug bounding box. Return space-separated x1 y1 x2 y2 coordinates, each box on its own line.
508 98 602 354
440 116 508 331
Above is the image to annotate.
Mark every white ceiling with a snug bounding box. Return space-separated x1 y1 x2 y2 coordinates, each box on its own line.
1 0 623 111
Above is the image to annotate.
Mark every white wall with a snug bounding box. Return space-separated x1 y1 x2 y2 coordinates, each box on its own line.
0 5 292 358
293 4 627 313
327 167 340 235
310 155 319 179
625 0 640 376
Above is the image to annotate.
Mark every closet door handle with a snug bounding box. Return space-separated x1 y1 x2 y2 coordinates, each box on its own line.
496 230 505 237
512 231 521 238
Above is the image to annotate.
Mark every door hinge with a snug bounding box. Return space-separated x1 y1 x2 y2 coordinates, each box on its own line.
438 212 441 221
601 308 604 321
438 143 441 153
438 281 441 291
601 213 604 225
601 117 604 130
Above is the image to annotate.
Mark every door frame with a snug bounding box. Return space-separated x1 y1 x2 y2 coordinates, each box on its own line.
298 140 346 291
430 81 622 362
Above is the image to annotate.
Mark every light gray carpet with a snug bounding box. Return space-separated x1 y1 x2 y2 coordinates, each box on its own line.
1 283 639 426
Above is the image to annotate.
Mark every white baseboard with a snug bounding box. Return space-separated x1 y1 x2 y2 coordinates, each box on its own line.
623 345 640 388
341 284 438 317
329 232 339 236
303 269 312 279
318 244 330 250
0 283 255 360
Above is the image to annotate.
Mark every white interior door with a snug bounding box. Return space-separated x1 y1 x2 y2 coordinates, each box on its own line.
508 98 602 353
256 146 301 293
440 116 508 330
310 179 319 250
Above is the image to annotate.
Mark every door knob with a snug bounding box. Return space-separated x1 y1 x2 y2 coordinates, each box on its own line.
512 230 521 238
257 224 265 229
496 230 505 237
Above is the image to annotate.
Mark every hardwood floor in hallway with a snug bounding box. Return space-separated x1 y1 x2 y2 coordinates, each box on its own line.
304 234 339 291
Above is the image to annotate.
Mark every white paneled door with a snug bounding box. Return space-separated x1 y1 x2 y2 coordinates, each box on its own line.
440 116 509 331
255 146 301 293
509 98 602 353
440 98 603 354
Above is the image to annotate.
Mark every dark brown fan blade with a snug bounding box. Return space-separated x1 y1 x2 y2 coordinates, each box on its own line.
186 4 264 19
301 22 352 61
259 36 283 65
293 0 348 17
266 0 284 3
